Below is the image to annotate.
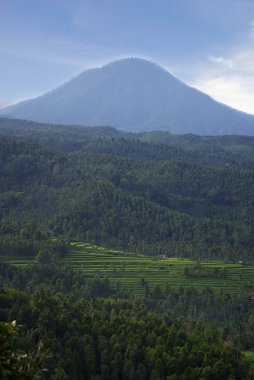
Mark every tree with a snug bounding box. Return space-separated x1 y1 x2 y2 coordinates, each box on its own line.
0 321 43 379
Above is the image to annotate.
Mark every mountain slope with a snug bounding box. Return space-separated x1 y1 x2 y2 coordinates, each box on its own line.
2 58 254 135
1 132 254 260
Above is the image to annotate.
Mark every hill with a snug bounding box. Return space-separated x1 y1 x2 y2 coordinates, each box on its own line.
4 241 254 295
0 118 254 260
1 58 254 135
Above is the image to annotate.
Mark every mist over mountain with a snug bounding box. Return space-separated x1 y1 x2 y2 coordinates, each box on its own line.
2 58 254 135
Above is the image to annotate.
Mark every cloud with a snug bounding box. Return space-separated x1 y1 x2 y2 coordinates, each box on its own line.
191 57 254 115
188 22 254 115
208 55 235 69
193 75 254 115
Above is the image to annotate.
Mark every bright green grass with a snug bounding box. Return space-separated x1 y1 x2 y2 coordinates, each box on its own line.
2 242 254 295
62 242 254 295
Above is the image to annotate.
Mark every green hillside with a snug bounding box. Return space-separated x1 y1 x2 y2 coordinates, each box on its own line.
65 242 254 295
3 242 254 296
0 118 254 261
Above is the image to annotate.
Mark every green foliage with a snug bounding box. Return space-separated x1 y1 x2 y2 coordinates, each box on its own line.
0 286 251 380
53 242 254 295
1 258 254 379
1 119 254 379
0 125 254 260
0 320 44 379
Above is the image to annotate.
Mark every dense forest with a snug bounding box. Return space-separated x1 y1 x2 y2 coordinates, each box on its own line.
1 117 254 378
1 257 254 379
0 117 254 260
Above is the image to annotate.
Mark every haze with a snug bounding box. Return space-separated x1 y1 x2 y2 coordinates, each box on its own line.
1 0 254 115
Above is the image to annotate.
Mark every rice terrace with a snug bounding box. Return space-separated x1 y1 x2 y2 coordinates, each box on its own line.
3 241 254 296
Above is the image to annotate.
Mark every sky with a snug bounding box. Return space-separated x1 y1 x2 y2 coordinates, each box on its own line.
1 0 254 114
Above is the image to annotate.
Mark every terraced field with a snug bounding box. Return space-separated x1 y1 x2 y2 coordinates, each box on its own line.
63 242 254 295
0 256 35 267
2 242 254 295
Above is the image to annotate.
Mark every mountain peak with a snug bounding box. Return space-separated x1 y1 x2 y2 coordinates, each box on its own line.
1 58 254 135
103 57 164 69
100 57 178 79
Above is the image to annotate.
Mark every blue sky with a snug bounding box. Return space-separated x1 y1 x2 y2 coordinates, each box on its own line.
1 0 254 114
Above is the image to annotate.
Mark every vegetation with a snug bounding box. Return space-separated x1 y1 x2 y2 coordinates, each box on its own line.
4 241 250 295
0 118 254 261
1 118 254 378
0 320 44 379
1 258 254 379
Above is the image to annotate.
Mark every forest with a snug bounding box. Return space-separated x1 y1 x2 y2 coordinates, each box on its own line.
0 117 254 260
1 117 254 378
1 256 254 379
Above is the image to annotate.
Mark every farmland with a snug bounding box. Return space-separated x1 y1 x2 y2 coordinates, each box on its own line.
3 241 254 295
64 242 254 295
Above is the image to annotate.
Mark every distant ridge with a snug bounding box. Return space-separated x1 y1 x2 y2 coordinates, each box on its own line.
1 57 254 135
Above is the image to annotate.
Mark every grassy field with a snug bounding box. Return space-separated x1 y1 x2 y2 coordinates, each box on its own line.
0 256 36 267
2 241 254 295
62 242 254 295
